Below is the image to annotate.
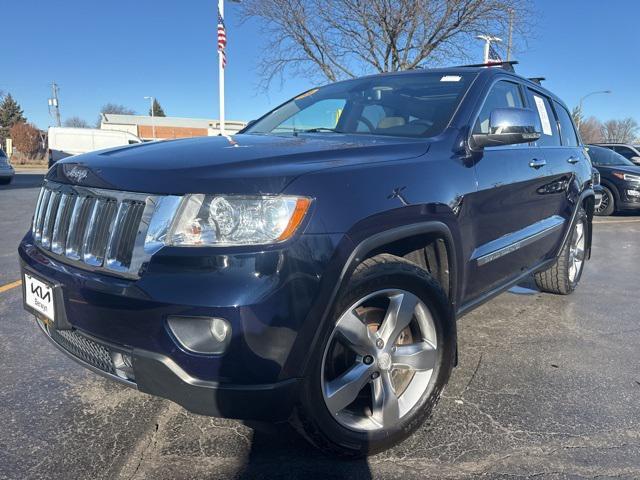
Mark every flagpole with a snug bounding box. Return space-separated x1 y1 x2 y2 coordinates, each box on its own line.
218 0 226 136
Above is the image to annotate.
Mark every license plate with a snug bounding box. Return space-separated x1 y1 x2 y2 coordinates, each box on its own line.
24 273 55 322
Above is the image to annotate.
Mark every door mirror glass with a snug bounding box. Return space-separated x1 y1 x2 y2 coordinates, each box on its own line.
471 108 541 149
631 156 640 164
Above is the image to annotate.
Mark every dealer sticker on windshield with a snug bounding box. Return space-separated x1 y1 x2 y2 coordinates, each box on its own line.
24 273 55 322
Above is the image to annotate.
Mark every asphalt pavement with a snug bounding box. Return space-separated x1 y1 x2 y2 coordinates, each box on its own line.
1 172 639 479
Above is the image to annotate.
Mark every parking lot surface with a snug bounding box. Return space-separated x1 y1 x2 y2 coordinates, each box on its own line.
1 173 639 479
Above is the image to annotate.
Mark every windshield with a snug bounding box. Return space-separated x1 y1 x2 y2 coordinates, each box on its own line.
588 146 635 166
245 72 475 139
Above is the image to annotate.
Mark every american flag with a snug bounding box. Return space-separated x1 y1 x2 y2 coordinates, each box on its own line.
217 7 227 68
487 44 502 64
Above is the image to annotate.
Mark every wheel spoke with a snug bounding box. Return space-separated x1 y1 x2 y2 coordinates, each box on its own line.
371 372 399 427
324 362 372 415
392 341 437 371
378 292 419 345
335 310 374 355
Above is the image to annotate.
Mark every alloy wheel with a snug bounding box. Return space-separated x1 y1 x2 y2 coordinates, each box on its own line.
568 219 586 283
321 289 438 432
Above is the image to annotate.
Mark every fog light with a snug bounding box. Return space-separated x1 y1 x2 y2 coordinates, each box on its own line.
111 352 135 381
627 189 640 198
167 316 232 354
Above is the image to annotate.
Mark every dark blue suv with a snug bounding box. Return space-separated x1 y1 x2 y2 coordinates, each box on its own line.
20 66 595 456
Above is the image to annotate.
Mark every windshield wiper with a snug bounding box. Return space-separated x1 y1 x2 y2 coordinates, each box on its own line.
293 127 342 134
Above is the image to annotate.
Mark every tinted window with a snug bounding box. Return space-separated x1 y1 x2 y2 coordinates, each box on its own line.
0 149 6 158
247 72 475 138
613 146 637 160
553 101 579 146
473 81 524 134
528 90 560 147
588 146 635 166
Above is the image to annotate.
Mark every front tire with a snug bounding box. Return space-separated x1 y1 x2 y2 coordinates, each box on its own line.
535 207 587 295
292 254 455 457
595 186 615 216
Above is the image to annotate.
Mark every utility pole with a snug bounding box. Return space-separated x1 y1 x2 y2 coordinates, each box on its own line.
506 9 514 61
577 90 612 130
48 82 61 127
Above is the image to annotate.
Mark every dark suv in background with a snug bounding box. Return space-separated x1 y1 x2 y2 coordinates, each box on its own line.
587 145 640 215
20 65 594 456
594 143 640 166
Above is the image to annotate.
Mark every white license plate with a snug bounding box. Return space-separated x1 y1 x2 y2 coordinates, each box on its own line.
24 273 55 322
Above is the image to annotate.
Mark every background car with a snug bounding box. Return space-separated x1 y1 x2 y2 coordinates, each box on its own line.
587 145 640 215
592 143 640 166
0 148 15 185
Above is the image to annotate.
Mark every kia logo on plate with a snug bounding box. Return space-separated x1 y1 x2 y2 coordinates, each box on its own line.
30 284 51 303
64 165 89 184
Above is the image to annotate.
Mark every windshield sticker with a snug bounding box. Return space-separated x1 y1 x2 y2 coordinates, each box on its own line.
440 75 462 82
533 95 553 136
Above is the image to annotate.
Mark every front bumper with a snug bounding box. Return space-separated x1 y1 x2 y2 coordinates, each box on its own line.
619 183 640 209
20 231 348 420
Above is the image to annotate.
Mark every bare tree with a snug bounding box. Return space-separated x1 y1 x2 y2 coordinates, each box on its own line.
578 116 603 144
241 0 533 88
96 103 136 127
64 116 91 128
600 118 638 144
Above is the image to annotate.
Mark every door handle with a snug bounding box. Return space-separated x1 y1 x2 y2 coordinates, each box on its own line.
567 156 580 164
529 159 546 169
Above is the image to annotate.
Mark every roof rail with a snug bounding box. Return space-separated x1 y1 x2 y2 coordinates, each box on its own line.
528 77 546 85
454 61 519 73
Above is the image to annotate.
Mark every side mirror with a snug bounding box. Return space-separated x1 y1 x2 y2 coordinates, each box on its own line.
471 108 541 149
631 156 640 165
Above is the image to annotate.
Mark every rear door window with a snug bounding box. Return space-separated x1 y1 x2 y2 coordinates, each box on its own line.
527 90 560 147
553 101 579 146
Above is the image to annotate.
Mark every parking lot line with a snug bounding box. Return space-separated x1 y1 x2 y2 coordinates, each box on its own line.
0 280 22 294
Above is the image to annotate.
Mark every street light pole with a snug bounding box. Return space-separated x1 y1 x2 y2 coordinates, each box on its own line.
577 90 612 129
476 35 502 63
144 96 156 140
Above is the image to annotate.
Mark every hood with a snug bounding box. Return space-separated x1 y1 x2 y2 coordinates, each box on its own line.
597 164 640 177
46 134 430 195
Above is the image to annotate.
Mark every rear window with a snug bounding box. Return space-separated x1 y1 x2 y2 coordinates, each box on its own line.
528 90 560 147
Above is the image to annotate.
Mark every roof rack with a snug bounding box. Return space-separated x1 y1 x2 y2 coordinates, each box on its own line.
454 61 518 73
528 77 546 85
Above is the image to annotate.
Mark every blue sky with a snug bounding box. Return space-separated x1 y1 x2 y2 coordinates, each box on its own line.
2 0 637 129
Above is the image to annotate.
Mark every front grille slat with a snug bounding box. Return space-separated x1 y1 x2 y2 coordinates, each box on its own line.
41 191 62 249
34 189 51 242
30 182 167 279
51 193 76 254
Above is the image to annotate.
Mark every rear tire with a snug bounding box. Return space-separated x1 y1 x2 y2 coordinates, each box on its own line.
292 253 455 457
534 207 587 295
595 186 615 216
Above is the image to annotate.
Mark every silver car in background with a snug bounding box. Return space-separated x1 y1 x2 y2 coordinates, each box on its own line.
0 149 15 185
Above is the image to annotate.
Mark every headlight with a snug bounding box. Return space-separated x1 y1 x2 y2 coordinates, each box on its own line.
163 195 312 246
613 172 640 183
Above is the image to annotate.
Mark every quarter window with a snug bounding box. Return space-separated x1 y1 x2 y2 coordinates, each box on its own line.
473 81 524 134
553 101 579 146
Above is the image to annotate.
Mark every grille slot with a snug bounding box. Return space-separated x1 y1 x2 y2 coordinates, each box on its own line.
31 182 166 278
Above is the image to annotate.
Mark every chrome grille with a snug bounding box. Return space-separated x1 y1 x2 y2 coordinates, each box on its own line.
31 181 172 278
